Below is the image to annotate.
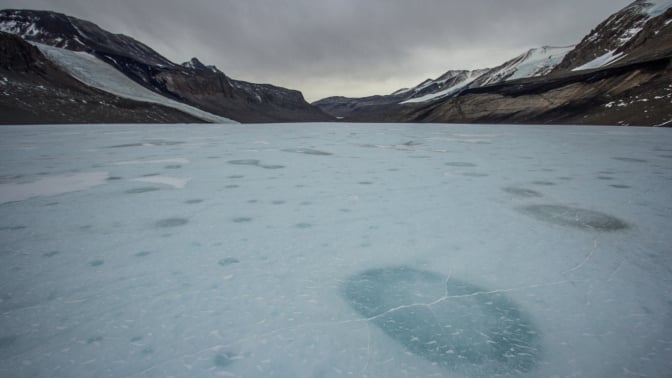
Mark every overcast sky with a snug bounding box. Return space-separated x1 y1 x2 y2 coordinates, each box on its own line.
1 0 633 101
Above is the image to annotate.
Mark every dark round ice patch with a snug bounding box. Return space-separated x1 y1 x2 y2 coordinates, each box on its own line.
89 260 104 267
445 162 477 167
503 187 543 198
462 172 489 177
519 204 628 231
156 218 189 228
218 257 240 266
282 148 333 156
261 164 285 170
342 266 540 374
612 157 647 163
126 187 160 194
228 159 260 166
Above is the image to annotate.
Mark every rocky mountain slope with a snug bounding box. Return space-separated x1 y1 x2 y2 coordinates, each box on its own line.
0 9 332 123
315 0 672 126
314 46 575 120
0 32 205 124
314 69 486 120
398 0 672 126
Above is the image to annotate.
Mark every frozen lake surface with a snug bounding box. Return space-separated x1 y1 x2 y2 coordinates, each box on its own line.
0 123 671 377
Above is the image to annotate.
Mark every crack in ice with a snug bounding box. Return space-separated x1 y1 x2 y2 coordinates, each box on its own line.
362 279 578 322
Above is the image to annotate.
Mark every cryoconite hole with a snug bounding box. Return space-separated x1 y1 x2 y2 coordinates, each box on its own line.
228 159 260 166
519 204 629 231
445 162 477 167
612 157 647 163
281 148 333 156
462 172 489 177
218 257 240 266
502 187 543 198
125 187 160 194
342 266 540 373
156 218 189 228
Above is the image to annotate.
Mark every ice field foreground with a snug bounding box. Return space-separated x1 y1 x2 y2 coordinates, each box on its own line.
0 123 671 377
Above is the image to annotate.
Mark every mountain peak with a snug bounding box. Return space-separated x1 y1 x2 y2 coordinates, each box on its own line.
181 57 221 74
554 0 672 72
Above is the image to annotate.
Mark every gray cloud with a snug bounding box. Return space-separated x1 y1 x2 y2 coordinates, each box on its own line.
0 0 633 101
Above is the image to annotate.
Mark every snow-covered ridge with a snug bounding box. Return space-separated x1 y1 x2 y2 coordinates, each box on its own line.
642 0 672 18
35 43 237 124
570 0 672 72
478 46 575 86
572 51 626 71
401 71 483 104
400 46 574 105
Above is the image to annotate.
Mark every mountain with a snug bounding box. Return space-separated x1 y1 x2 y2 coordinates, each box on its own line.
314 0 672 126
553 0 672 72
0 32 207 124
398 0 672 126
313 69 486 121
469 46 574 87
0 9 333 123
313 46 575 120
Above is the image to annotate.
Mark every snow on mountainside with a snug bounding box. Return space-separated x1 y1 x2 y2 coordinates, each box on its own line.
397 45 575 106
470 46 574 88
36 43 236 123
0 9 333 123
316 45 575 115
397 69 487 103
314 45 575 117
0 9 175 67
401 46 574 105
556 0 672 72
401 70 485 104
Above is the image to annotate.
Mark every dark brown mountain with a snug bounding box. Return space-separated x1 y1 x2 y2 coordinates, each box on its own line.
0 9 333 123
0 32 204 124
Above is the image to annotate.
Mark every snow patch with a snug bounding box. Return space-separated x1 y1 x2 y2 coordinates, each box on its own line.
572 50 626 71
643 0 672 18
401 72 482 104
507 46 575 80
0 172 108 204
131 176 190 189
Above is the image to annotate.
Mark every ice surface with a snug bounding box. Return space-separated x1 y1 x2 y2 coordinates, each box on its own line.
0 123 671 377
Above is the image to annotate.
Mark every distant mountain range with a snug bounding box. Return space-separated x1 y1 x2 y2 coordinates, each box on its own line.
1 0 672 125
315 0 672 126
